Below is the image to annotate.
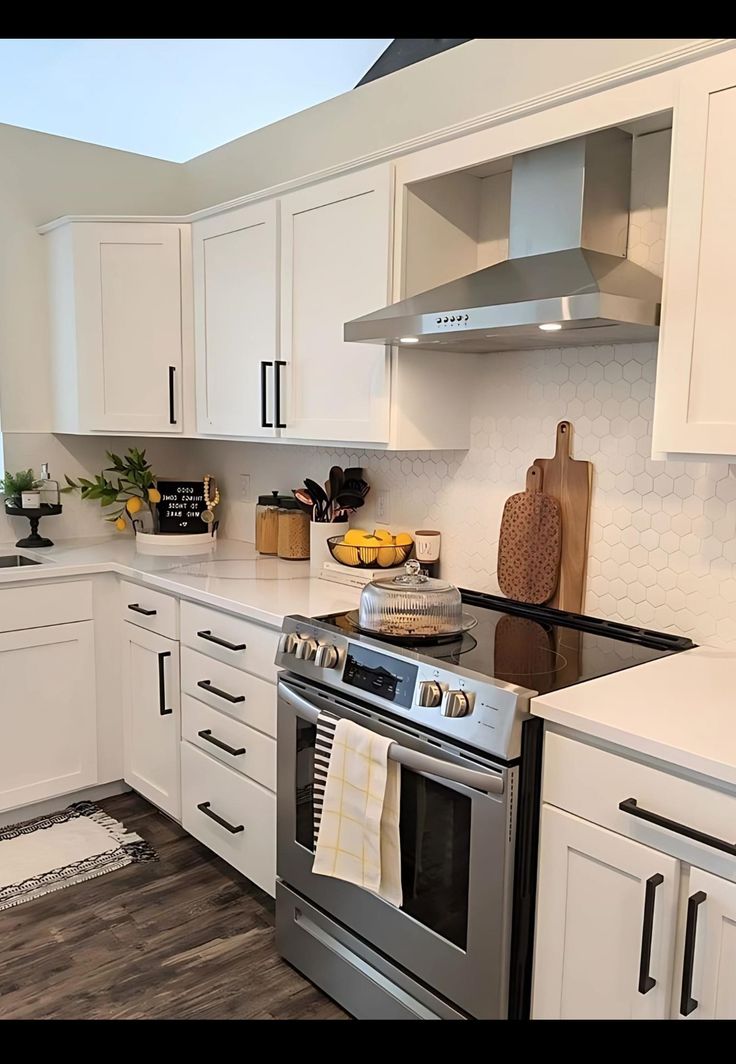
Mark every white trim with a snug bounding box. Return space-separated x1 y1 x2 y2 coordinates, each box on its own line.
37 39 733 234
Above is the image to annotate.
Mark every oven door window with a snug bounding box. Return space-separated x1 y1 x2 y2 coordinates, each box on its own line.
294 716 471 951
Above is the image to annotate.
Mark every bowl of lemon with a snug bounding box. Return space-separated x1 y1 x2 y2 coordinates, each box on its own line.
328 529 414 569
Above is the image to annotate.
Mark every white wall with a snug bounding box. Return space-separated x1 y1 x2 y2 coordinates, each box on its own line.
182 38 702 209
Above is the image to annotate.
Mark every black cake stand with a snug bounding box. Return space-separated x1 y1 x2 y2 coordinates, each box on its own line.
5 504 62 548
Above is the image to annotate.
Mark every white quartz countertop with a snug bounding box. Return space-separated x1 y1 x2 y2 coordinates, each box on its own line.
532 646 736 787
0 537 360 627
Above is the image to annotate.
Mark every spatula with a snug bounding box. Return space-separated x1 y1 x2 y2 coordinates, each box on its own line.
497 464 562 605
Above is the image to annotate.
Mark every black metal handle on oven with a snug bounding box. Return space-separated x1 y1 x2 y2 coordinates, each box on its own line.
197 801 244 834
274 360 287 428
197 729 246 757
638 873 664 994
619 798 736 856
197 629 246 652
128 603 157 617
168 365 177 425
680 891 707 1016
261 361 273 428
197 679 245 704
158 651 172 715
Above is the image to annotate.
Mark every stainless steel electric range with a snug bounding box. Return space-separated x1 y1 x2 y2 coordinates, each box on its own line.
274 590 694 1020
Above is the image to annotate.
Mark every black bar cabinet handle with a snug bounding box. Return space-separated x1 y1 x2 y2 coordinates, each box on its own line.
197 801 244 835
197 679 245 704
158 651 172 715
680 891 707 1016
638 873 664 994
274 359 287 429
197 729 246 757
197 629 246 652
261 361 273 428
128 603 157 617
619 797 736 857
168 365 177 425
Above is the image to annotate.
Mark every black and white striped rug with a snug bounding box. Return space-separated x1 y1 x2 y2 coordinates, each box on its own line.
0 801 157 911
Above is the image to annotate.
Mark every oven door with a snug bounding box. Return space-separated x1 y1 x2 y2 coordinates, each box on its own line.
277 676 515 1019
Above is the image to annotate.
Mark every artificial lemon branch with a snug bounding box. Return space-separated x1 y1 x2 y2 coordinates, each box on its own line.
62 448 161 532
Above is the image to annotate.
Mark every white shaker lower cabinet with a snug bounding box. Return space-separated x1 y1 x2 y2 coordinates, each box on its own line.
652 52 736 458
0 622 97 812
532 805 679 1020
122 623 181 819
683 868 736 1020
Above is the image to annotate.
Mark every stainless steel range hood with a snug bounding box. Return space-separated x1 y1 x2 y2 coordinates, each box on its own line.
345 130 662 353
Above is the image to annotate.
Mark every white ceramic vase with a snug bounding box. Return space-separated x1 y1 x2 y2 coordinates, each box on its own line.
310 520 346 575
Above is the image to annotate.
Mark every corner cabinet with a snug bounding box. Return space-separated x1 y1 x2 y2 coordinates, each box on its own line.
45 221 187 434
192 201 280 437
653 54 736 458
279 167 392 444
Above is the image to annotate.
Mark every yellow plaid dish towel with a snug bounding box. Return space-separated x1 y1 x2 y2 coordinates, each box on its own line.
312 717 402 907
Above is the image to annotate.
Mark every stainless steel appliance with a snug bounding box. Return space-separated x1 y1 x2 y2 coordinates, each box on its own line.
344 129 662 353
276 592 694 1019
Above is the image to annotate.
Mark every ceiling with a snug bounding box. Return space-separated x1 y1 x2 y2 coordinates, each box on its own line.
0 38 392 162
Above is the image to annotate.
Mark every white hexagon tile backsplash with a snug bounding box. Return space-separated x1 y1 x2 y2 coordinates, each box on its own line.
318 341 736 649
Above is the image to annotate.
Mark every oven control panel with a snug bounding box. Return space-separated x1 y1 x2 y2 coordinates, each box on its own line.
276 616 534 761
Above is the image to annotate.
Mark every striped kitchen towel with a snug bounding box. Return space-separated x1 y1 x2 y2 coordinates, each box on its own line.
312 715 402 907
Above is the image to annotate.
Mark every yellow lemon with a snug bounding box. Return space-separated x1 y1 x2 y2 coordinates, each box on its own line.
358 545 379 565
126 496 142 514
373 528 393 544
332 544 360 566
115 517 127 532
147 487 161 503
394 532 413 547
377 546 397 567
344 528 368 546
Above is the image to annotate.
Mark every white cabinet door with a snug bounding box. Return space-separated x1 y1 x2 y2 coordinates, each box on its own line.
193 201 280 437
75 223 183 433
533 805 679 1019
679 867 736 1020
280 166 392 443
0 622 97 812
122 623 181 819
653 56 736 457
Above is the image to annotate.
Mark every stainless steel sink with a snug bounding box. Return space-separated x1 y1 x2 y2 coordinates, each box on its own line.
0 555 42 567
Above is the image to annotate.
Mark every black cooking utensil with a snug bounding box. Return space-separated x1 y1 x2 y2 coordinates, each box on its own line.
292 488 315 516
305 478 329 522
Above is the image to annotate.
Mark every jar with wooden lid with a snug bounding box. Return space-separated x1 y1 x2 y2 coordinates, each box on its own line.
277 500 310 560
255 491 281 555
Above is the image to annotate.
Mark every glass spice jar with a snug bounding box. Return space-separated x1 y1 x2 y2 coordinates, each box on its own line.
255 491 282 555
277 500 310 560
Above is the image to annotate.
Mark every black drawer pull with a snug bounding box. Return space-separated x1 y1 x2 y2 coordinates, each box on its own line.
197 679 245 704
638 873 664 994
197 629 246 652
128 603 157 617
197 801 244 835
158 651 172 716
680 891 707 1016
619 798 736 856
197 729 246 757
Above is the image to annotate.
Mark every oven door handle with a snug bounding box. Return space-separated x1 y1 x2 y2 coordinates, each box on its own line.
279 682 504 796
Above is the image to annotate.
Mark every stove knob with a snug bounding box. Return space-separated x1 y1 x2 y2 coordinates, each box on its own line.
278 632 298 655
417 680 444 708
294 637 319 661
442 690 475 718
315 643 339 669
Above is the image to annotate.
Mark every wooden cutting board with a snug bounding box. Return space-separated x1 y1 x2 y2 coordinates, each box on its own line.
534 421 592 613
497 464 562 605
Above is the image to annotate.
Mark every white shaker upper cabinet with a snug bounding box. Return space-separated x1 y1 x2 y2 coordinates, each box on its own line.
47 221 184 434
653 56 736 458
280 166 392 444
193 201 280 437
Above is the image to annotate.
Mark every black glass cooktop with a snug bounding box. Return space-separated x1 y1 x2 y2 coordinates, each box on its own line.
320 591 695 697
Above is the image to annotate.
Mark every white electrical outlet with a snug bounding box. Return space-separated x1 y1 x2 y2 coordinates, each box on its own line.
240 474 252 501
376 490 390 523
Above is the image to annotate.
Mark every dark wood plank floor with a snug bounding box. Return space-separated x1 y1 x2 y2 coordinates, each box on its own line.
0 793 348 1020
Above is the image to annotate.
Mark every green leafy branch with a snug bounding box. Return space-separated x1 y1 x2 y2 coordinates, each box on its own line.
62 448 161 529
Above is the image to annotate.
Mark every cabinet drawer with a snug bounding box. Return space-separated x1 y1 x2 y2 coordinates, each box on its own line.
181 741 275 895
544 732 736 875
180 646 276 738
120 580 178 639
180 600 278 682
182 695 276 790
0 580 92 633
